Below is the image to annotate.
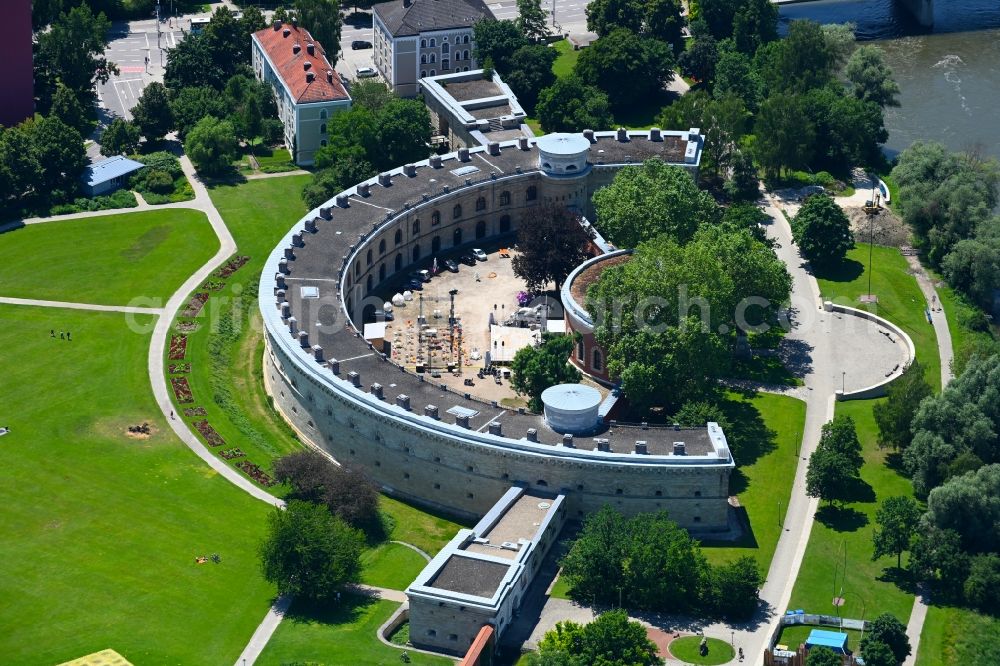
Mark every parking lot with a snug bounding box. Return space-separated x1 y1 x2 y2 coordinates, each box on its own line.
98 19 184 121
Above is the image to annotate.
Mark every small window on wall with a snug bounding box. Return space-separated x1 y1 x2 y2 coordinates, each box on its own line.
320 140 327 147
421 54 427 64
577 338 584 360
379 239 386 255
431 210 441 226
427 629 437 637
526 185 537 201
420 39 426 48
320 109 327 119
421 70 427 77
475 196 486 211
499 191 511 205
412 219 421 234
394 229 402 245
593 349 602 371
320 123 327 134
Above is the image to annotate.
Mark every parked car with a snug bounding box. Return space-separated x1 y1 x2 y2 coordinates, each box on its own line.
443 258 459 273
472 248 487 261
405 278 423 291
352 40 373 50
409 270 430 283
356 66 378 78
460 254 476 266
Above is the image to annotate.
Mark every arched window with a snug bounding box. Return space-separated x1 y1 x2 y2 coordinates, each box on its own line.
464 49 470 60
429 38 436 47
463 35 470 44
366 274 373 292
395 253 403 271
421 70 427 77
394 229 402 245
499 191 510 205
421 54 427 64
320 123 327 134
453 227 463 246
475 220 486 239
593 349 602 371
432 235 441 253
430 69 436 76
429 53 436 64
452 204 461 219
412 219 420 235
379 239 386 255
412 244 421 262
526 185 537 201
354 261 360 277
536 479 548 487
320 139 327 147
442 42 449 54
499 215 511 233
320 109 328 119
577 338 584 360
420 39 426 48
431 210 440 226
379 264 386 281
475 196 486 211
366 249 373 266
442 59 449 71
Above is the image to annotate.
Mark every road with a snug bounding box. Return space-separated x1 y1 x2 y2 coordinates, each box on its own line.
98 19 185 123
487 0 590 33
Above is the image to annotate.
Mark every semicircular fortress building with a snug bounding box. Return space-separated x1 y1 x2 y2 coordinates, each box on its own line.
260 129 738 532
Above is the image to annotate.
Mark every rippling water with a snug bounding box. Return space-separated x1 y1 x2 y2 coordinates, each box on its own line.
779 1 1000 160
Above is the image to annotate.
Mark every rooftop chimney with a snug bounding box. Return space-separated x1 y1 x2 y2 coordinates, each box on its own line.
283 28 291 38
306 71 315 83
327 70 334 83
293 43 301 54
307 43 315 55
404 0 412 6
291 17 298 28
303 60 312 70
273 19 282 30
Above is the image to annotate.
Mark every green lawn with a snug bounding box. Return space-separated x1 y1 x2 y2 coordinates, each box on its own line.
551 39 580 79
256 597 453 666
931 275 997 371
669 636 735 665
0 304 275 664
380 496 468 556
701 392 807 570
165 176 313 486
786 400 916 625
361 542 430 590
815 244 941 391
0 209 218 306
916 605 1000 666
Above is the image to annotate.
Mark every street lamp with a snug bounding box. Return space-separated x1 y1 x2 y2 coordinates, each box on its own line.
842 371 846 393
731 631 735 647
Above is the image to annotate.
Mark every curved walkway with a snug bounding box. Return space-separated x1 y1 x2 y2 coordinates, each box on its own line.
905 255 954 388
0 296 163 314
145 155 285 508
390 540 433 562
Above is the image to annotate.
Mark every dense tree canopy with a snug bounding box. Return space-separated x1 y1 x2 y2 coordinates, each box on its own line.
806 415 863 504
273 450 381 532
131 82 175 141
924 464 1000 554
585 0 685 48
259 500 364 601
516 0 550 42
574 29 674 113
473 19 529 74
792 193 854 268
859 613 911 665
872 495 922 568
511 204 590 291
35 4 117 108
510 334 583 412
100 119 142 157
169 85 229 138
873 360 933 452
659 91 750 180
50 83 90 136
592 158 719 247
504 45 558 112
185 116 239 175
294 0 342 64
845 45 901 108
532 610 661 666
535 77 614 133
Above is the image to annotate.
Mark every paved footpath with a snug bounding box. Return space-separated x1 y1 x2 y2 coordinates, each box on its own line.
0 296 163 314
905 255 954 388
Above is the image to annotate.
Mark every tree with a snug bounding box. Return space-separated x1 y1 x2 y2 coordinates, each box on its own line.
859 613 911 664
504 45 558 112
31 116 88 200
100 119 142 157
556 505 629 605
964 553 1000 612
910 524 969 596
873 360 933 452
644 0 685 48
592 158 719 247
860 640 897 666
679 35 719 84
845 45 901 108
258 500 364 601
800 86 888 173
942 236 1000 311
753 93 815 178
516 0 549 42
872 496 921 568
819 415 864 471
170 85 229 138
295 0 343 64
806 445 857 505
756 20 835 95
165 37 220 91
50 83 90 136
225 75 277 152
203 7 255 77
585 0 642 37
731 0 778 56
792 193 854 268
302 155 377 209
511 204 589 292
273 450 381 531
924 464 1000 553
349 79 396 113
573 29 674 114
374 98 432 170
510 334 582 412
822 22 857 69
724 149 760 201
713 47 759 110
131 82 175 141
707 555 763 620
721 202 771 245
473 19 529 75
534 610 661 666
535 77 613 133
185 116 239 176
35 4 117 107
0 123 42 208
806 647 843 666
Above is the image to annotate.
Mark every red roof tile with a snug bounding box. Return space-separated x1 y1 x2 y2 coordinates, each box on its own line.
253 24 350 104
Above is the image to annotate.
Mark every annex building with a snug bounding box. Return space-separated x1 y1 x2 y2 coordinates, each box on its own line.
258 129 739 536
373 0 493 97
252 20 352 166
420 69 531 148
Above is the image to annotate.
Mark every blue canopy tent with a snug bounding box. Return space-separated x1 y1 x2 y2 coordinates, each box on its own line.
806 629 849 654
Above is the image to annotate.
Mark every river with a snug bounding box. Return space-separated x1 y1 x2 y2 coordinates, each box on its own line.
778 0 1000 161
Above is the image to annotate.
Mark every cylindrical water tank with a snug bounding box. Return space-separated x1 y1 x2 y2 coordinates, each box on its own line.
541 383 602 434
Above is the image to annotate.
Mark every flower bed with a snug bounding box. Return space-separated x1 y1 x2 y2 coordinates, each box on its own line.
168 334 187 360
168 363 191 374
236 460 277 486
193 420 225 447
175 320 200 333
183 407 207 417
181 292 209 318
220 447 245 460
171 377 193 403
216 256 250 279
202 280 225 291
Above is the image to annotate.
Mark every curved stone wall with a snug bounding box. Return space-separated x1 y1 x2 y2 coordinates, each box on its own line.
825 301 917 401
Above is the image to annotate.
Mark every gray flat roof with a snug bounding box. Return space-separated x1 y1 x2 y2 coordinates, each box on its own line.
428 554 510 597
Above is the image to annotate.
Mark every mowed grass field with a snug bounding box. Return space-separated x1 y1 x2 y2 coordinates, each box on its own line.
0 305 274 664
816 244 940 391
916 605 1000 666
786 399 916 625
256 597 453 666
361 542 430 590
0 209 218 306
